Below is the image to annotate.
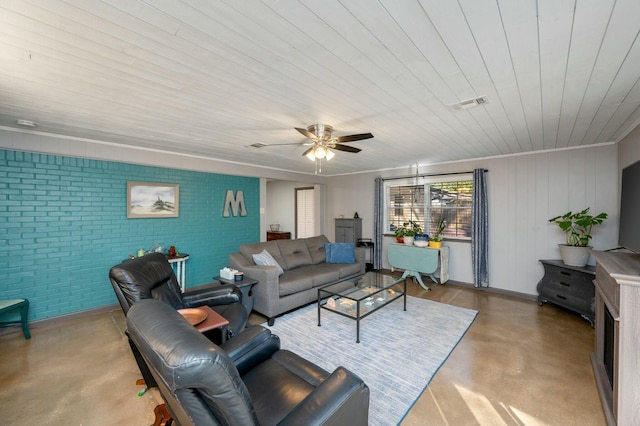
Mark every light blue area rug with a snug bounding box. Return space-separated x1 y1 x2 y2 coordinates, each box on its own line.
266 295 478 426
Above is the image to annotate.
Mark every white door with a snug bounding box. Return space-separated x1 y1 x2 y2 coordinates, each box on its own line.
295 187 315 238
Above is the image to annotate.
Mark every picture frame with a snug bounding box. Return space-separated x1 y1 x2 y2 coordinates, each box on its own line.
127 181 179 218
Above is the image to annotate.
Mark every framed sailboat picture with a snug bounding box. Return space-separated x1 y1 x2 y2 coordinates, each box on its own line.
127 181 179 218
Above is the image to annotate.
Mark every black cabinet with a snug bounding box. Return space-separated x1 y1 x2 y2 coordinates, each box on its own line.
537 259 595 325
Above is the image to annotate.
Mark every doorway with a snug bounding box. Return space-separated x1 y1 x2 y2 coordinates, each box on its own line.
295 187 315 238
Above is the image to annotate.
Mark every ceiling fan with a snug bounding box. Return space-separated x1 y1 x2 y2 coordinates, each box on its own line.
295 124 374 161
249 124 373 173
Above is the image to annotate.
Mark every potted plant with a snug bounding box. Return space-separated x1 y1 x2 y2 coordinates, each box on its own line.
395 220 423 246
429 217 446 248
548 208 607 267
393 225 405 243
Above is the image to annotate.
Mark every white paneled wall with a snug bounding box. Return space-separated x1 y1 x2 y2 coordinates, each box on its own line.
489 145 617 295
327 143 618 296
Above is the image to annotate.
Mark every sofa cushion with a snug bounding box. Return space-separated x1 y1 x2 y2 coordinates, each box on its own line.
253 249 284 276
277 239 313 270
325 243 355 263
241 241 286 268
304 235 329 264
304 263 341 287
337 261 363 278
278 269 314 297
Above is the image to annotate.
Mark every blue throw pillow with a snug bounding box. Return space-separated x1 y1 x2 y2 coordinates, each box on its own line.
325 243 355 264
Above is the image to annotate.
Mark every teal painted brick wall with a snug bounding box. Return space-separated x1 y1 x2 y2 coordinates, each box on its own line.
0 149 259 321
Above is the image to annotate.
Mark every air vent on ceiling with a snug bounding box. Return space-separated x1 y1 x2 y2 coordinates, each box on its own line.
16 119 37 127
451 96 488 110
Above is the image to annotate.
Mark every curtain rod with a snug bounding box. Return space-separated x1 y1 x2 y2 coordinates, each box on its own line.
381 169 487 182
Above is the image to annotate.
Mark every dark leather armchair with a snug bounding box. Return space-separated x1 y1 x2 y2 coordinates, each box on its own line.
109 253 248 337
127 299 370 426
109 253 249 388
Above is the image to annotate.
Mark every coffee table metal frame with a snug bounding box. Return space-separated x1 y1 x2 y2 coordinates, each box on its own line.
317 272 407 343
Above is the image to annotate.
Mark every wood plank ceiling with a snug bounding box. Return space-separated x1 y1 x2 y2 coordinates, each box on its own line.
0 0 639 175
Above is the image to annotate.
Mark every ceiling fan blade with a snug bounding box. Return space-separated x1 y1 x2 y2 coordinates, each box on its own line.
332 144 361 153
302 147 314 156
335 133 374 143
249 142 304 148
295 127 317 140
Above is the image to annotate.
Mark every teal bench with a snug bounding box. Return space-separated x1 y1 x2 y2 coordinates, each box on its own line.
0 299 31 339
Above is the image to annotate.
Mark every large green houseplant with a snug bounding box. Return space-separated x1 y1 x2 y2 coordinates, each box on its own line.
549 208 607 266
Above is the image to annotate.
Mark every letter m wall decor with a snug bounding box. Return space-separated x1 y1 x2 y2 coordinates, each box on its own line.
223 190 247 217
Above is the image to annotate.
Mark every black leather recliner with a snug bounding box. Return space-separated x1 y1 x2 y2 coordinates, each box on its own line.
127 299 370 426
109 253 249 387
109 252 248 337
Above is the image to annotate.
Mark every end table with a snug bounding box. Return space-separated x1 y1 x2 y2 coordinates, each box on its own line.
213 276 258 314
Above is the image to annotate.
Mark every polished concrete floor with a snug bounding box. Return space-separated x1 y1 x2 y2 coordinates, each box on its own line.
0 278 605 425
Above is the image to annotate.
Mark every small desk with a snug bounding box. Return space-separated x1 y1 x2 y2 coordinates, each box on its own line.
213 276 259 313
387 244 449 290
168 254 189 292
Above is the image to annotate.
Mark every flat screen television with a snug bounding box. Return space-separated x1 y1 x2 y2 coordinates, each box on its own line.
618 159 640 254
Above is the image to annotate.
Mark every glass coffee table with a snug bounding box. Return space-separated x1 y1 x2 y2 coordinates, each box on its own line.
318 272 407 343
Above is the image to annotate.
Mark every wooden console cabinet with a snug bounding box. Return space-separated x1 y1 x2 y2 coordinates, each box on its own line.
591 251 640 426
266 231 291 241
536 260 595 325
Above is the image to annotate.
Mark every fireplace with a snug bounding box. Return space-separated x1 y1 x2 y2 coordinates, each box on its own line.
602 305 614 387
590 251 640 426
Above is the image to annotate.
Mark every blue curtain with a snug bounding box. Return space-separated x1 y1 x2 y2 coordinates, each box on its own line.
373 177 384 270
472 169 489 287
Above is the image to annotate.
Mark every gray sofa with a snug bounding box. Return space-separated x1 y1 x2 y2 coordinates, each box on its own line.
229 235 365 324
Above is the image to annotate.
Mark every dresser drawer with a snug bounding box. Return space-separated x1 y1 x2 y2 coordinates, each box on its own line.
543 264 594 286
540 274 594 299
537 259 595 325
537 282 594 313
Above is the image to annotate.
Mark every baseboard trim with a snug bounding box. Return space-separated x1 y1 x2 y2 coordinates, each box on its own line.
450 281 538 302
0 303 121 336
377 268 538 302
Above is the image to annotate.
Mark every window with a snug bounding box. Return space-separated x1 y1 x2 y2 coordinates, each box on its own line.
384 175 473 239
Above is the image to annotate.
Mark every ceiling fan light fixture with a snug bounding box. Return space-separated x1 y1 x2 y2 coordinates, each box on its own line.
315 146 327 159
325 149 335 160
306 150 316 161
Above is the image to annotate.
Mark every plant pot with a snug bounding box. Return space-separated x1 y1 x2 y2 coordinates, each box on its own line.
396 237 404 244
429 241 442 249
558 244 592 267
403 236 414 246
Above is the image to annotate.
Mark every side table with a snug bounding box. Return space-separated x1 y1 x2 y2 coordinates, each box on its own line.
179 305 230 345
213 276 258 314
387 244 449 290
167 254 189 292
537 259 595 325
